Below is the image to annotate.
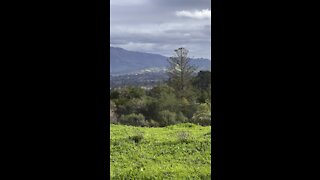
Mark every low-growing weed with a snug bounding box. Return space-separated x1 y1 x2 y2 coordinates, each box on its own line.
129 131 144 143
111 123 211 179
177 131 191 143
204 131 211 136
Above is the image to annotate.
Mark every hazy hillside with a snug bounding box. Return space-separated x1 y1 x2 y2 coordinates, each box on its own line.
110 47 211 75
110 71 168 89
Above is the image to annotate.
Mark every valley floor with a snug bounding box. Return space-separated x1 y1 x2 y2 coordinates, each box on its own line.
110 123 211 179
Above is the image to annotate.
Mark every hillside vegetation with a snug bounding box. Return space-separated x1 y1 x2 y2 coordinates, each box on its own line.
110 71 211 127
110 123 211 179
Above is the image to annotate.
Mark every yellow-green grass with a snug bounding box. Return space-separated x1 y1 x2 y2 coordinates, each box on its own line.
110 123 211 179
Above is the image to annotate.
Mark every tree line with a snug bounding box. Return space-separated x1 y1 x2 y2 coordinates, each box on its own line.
110 48 211 127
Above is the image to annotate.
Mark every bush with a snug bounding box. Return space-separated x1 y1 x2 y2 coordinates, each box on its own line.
192 103 211 126
127 98 147 114
117 86 145 99
177 131 191 143
176 111 188 123
179 98 198 120
129 131 144 143
157 110 177 127
110 100 118 124
119 113 147 127
110 90 120 100
148 119 159 127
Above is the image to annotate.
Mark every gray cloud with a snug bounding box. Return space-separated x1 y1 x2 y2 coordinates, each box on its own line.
110 0 211 59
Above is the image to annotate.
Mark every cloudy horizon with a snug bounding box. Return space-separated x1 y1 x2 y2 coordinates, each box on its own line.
110 0 211 59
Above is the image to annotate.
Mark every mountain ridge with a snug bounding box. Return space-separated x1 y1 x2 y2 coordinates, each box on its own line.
110 46 211 75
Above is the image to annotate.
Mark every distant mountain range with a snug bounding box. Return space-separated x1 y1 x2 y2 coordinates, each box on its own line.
110 47 211 75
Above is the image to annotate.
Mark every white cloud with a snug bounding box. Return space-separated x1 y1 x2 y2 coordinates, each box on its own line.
176 9 211 19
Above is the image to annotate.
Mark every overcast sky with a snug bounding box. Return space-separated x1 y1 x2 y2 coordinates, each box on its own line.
110 0 211 59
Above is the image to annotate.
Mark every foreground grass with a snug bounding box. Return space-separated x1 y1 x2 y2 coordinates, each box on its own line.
110 123 211 179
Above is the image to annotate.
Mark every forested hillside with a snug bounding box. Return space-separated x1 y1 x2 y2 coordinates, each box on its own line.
110 70 211 127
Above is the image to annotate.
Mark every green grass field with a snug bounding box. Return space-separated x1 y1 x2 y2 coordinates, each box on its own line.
110 123 211 179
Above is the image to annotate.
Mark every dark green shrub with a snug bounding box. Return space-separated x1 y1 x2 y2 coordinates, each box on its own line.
129 132 144 143
158 110 176 127
192 103 211 126
176 111 188 123
119 113 147 126
110 89 120 100
110 100 118 124
148 119 159 127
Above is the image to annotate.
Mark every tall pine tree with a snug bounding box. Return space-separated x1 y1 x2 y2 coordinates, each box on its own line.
167 47 197 100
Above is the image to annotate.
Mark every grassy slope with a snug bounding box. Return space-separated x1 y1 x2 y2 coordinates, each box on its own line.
110 123 211 179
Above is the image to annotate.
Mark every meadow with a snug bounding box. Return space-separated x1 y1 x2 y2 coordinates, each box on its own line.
110 123 211 179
